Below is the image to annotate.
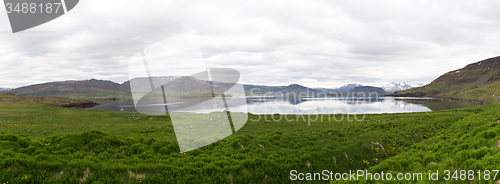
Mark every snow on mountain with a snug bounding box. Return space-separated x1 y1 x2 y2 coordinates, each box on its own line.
382 82 423 93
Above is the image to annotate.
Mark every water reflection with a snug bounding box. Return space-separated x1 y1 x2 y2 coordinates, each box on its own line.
245 97 435 114
395 98 482 111
87 96 478 114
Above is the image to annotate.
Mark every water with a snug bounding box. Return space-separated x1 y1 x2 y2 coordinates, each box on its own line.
86 97 478 114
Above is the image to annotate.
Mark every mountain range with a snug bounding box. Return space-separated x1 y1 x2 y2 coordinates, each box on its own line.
316 82 421 94
0 78 424 98
9 54 499 101
0 78 326 98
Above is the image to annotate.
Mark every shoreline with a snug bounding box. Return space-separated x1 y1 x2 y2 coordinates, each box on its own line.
385 94 487 105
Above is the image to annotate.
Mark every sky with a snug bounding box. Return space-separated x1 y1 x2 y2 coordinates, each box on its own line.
1 0 500 89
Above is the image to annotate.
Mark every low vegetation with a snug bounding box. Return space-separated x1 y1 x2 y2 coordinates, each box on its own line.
350 102 500 183
0 93 499 183
0 93 96 108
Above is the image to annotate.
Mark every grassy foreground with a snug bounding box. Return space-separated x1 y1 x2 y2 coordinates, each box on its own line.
0 94 499 183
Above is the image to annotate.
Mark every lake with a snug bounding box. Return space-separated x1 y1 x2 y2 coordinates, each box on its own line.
85 96 479 114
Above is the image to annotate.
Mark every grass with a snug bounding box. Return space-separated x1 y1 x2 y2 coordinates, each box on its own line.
49 93 132 100
396 98 478 111
395 79 500 104
349 101 500 183
0 93 95 108
0 94 499 183
451 81 500 103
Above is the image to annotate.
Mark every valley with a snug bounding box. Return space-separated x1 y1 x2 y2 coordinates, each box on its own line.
1 56 500 183
1 93 499 183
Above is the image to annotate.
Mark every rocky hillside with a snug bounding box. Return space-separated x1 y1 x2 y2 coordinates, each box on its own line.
393 56 500 103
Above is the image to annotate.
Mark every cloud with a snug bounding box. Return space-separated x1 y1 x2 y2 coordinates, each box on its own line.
1 0 500 89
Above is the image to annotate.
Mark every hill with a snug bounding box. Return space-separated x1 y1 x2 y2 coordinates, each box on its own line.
364 103 500 183
244 83 324 96
2 79 130 98
393 56 500 103
349 86 388 96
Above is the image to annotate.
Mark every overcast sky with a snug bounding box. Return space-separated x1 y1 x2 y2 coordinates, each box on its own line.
1 0 500 89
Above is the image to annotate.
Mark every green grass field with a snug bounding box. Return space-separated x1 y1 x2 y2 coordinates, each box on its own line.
0 93 499 183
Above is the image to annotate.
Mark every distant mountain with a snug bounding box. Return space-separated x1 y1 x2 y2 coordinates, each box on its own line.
244 84 323 96
382 82 424 93
126 77 322 96
349 86 388 96
393 56 500 103
319 84 363 93
2 77 323 98
0 87 12 91
2 79 130 97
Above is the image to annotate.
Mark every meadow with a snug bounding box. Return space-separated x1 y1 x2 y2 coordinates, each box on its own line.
0 93 499 183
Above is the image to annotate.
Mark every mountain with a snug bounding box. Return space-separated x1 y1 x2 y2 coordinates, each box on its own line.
244 84 323 96
349 86 388 96
318 82 424 94
2 77 323 98
2 79 130 97
382 82 424 93
126 77 322 96
319 84 363 93
0 87 11 91
393 56 500 103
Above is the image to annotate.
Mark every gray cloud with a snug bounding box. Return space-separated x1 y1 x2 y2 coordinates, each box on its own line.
1 0 500 89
